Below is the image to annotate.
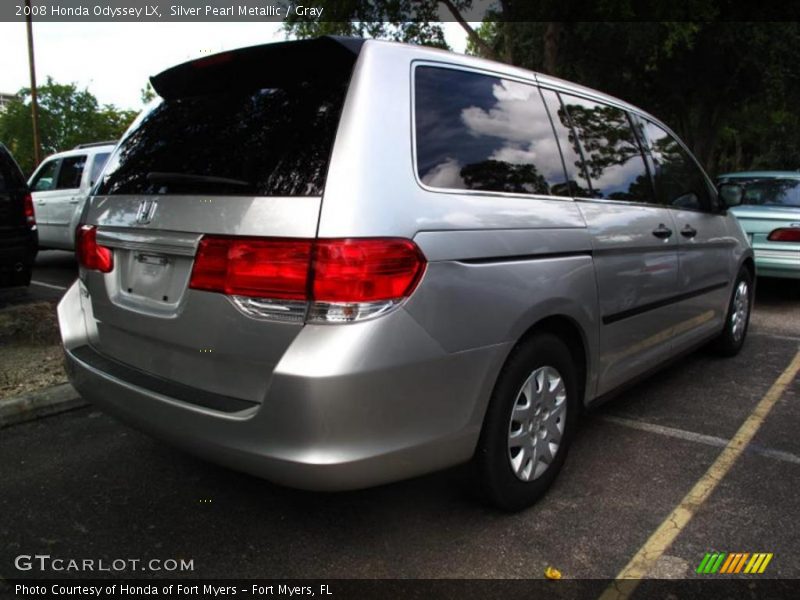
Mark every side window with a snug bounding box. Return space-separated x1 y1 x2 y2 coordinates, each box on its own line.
30 159 60 192
90 152 110 185
0 169 6 193
539 89 592 197
414 66 569 196
56 155 87 190
560 94 655 204
640 120 713 211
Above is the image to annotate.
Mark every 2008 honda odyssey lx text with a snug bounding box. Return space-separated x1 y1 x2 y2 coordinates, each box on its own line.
58 37 753 510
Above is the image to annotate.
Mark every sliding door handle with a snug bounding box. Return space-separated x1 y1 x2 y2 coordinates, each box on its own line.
652 224 673 239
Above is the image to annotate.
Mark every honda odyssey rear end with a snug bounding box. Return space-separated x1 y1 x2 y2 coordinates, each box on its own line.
59 37 752 510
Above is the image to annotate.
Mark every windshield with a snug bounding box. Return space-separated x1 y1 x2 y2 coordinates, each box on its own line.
739 178 800 207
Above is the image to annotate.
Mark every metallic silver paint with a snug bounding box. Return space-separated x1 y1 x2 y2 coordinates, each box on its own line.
58 39 752 491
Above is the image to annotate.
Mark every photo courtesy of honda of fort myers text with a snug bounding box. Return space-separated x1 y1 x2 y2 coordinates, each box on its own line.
2 2 800 600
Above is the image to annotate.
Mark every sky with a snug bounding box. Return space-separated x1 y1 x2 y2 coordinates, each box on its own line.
0 22 470 110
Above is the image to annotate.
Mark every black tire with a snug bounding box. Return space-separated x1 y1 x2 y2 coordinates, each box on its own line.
712 267 753 357
474 333 579 511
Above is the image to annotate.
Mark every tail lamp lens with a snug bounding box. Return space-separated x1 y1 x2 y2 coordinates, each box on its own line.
76 225 114 273
313 239 426 302
23 193 36 227
189 237 312 300
767 228 800 242
188 236 426 321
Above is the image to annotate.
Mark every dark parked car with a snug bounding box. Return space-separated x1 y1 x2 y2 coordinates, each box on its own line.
0 143 37 286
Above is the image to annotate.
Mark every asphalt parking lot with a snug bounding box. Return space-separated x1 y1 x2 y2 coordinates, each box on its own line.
1 252 799 586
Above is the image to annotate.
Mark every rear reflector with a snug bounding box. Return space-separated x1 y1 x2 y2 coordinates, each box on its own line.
23 193 35 227
189 236 426 321
767 228 800 242
76 225 114 273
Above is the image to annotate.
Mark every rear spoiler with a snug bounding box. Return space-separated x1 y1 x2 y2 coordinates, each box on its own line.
150 36 366 100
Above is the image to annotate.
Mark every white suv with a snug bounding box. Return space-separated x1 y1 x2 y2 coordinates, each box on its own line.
28 142 115 250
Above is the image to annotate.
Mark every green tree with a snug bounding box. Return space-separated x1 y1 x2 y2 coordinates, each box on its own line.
0 77 137 175
283 0 498 57
284 1 800 174
480 16 800 173
140 83 156 105
461 159 550 195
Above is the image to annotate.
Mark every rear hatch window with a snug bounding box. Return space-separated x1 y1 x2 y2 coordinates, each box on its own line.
0 145 28 228
97 37 362 197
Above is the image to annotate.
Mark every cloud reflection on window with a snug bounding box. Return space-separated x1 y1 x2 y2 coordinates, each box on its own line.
415 68 570 196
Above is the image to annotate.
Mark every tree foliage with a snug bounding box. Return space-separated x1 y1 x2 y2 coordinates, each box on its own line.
497 19 800 173
286 1 800 174
284 1 452 48
0 77 137 176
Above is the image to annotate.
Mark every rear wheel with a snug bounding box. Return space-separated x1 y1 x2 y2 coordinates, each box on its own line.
712 268 753 357
474 333 579 511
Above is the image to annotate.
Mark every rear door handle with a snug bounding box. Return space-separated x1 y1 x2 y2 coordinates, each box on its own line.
680 225 698 238
652 224 673 239
69 197 80 204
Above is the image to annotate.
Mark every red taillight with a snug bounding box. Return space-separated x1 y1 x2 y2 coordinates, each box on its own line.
23 193 35 227
189 237 426 304
76 225 114 273
767 228 800 242
189 237 312 299
313 239 426 302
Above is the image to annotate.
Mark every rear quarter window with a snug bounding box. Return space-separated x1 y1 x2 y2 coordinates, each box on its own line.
414 66 570 196
0 149 26 191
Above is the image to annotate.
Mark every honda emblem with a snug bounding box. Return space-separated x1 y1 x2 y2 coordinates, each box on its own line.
135 199 158 225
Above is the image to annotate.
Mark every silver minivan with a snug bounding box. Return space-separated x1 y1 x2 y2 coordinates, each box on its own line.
58 37 753 510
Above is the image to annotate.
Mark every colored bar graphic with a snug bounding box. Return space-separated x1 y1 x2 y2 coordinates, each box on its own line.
696 553 712 574
744 554 762 574
710 553 726 573
758 553 773 573
699 552 773 575
734 553 749 573
719 553 736 574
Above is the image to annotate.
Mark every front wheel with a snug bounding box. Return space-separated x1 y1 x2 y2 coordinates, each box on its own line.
474 333 579 511
712 268 753 356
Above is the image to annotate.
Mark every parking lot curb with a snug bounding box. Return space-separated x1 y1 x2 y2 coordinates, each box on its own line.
0 383 87 428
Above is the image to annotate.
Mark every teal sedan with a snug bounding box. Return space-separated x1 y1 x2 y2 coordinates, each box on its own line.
717 171 800 279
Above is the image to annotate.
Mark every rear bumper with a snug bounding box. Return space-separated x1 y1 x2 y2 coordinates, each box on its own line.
754 247 800 279
59 282 509 490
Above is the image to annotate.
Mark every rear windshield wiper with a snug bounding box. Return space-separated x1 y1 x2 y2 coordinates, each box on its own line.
146 172 252 188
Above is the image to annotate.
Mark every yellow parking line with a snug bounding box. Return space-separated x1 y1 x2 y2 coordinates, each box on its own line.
600 349 800 600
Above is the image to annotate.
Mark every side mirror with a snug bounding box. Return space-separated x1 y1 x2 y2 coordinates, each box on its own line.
718 182 744 208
